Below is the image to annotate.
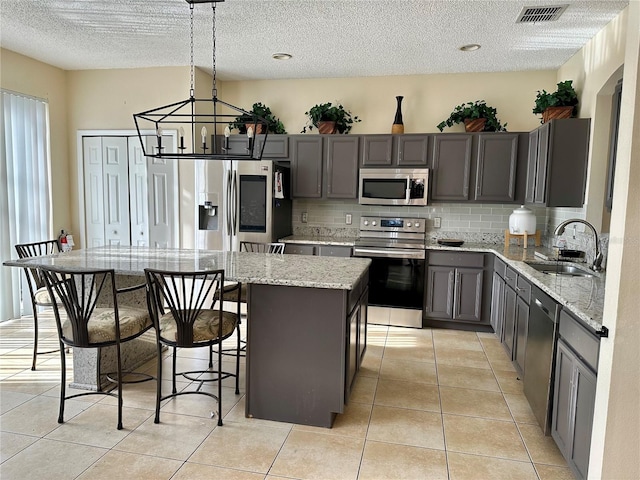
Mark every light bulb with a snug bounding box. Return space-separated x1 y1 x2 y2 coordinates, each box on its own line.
179 126 185 138
201 126 207 143
224 126 231 137
247 126 254 139
156 126 163 137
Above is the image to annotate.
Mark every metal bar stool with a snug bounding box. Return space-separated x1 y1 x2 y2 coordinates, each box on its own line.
213 241 285 357
145 268 240 426
40 266 154 430
15 239 62 370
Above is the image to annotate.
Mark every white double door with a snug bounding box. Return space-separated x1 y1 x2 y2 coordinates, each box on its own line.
83 135 176 248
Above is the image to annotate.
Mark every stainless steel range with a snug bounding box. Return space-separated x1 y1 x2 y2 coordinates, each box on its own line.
353 216 426 328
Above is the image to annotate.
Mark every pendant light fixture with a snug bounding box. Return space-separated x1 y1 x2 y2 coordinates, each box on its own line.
133 0 267 161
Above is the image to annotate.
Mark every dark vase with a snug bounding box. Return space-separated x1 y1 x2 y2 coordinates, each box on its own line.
392 96 404 134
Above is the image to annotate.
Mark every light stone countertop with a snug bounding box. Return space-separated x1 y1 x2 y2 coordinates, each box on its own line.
280 236 605 332
426 242 605 333
280 235 359 246
3 246 371 291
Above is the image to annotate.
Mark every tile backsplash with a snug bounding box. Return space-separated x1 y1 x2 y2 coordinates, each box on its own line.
292 199 548 241
291 199 609 268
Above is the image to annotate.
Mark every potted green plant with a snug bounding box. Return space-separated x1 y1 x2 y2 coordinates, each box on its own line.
532 80 579 123
229 102 287 134
437 100 507 132
301 102 361 134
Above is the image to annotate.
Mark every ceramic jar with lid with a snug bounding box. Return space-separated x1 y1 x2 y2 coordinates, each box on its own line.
509 205 536 234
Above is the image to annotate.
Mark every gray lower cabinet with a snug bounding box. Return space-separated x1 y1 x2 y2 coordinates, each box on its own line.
525 118 591 207
360 134 430 167
284 244 316 255
424 252 488 325
500 267 531 374
284 243 352 257
490 270 505 339
514 294 529 374
246 275 368 428
552 310 600 480
346 286 368 396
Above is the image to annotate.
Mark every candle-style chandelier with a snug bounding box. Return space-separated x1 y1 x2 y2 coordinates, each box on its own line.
133 0 267 161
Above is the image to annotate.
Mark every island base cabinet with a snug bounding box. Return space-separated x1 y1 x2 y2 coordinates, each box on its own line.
551 339 597 480
246 281 367 428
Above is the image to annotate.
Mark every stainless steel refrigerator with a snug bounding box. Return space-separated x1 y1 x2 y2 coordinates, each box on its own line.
196 160 292 251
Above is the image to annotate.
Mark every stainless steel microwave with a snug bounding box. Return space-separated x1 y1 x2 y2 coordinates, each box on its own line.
359 168 429 206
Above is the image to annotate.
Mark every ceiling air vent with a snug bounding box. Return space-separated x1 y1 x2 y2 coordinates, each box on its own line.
517 4 568 23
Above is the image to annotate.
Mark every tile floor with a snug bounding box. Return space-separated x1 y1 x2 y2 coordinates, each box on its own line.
0 312 574 480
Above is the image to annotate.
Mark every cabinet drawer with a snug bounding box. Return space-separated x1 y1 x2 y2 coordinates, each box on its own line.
558 309 600 372
428 251 484 268
284 244 316 255
494 257 507 279
516 275 531 304
317 245 352 257
504 266 518 289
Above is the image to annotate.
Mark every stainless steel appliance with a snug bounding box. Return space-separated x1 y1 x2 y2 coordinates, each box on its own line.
359 168 429 206
353 216 426 328
196 160 291 251
524 284 560 435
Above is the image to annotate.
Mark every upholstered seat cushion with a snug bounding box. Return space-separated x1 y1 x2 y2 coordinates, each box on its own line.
158 309 237 344
61 307 152 344
34 286 60 306
215 283 247 303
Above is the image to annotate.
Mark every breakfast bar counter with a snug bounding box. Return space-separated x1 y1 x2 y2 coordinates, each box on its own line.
4 246 371 427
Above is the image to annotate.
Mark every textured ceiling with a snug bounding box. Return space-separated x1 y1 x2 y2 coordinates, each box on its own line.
0 0 629 81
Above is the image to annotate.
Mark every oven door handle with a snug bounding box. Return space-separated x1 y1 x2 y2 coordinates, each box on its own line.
353 247 425 260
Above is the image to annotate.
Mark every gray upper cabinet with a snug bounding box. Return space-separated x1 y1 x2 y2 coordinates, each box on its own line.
432 133 523 203
361 134 430 167
525 118 591 207
222 134 288 159
291 135 359 199
396 134 430 166
291 136 323 198
256 135 289 158
475 133 519 202
325 136 359 199
361 135 393 166
431 134 473 201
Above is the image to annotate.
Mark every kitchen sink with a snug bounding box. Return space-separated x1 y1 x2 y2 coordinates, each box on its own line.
526 262 594 278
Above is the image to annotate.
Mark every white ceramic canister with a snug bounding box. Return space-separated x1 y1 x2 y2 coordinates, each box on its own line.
509 205 537 234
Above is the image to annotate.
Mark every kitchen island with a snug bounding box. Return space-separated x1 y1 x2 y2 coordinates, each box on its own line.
4 246 371 428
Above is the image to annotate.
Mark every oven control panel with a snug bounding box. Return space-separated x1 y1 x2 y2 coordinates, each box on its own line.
360 216 425 234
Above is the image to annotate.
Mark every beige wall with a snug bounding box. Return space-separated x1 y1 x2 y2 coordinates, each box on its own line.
558 9 628 232
0 48 70 237
588 3 640 478
66 67 195 246
222 71 556 136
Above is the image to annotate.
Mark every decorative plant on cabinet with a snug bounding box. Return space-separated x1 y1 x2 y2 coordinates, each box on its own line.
437 100 508 132
229 102 287 134
532 80 579 123
301 102 361 134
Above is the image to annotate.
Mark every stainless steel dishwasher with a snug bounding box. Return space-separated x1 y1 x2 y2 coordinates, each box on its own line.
524 284 560 435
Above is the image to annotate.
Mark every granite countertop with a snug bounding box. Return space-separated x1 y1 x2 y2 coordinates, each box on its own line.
3 246 370 291
279 236 604 331
426 242 605 332
279 235 358 246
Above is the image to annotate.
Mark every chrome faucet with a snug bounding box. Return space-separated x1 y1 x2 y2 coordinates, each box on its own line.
553 219 603 272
